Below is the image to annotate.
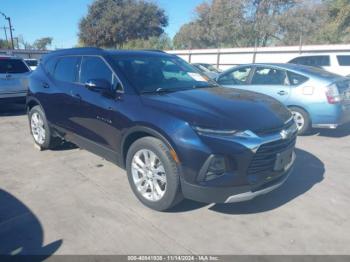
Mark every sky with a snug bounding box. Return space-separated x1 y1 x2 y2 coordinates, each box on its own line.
0 0 203 49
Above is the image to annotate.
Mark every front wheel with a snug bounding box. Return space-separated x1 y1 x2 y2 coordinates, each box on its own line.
126 137 183 211
290 107 311 135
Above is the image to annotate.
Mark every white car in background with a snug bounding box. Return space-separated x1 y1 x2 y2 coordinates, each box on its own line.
0 56 31 104
289 53 350 76
24 59 39 71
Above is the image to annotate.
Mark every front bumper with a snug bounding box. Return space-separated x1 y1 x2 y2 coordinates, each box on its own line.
181 162 294 204
179 121 298 204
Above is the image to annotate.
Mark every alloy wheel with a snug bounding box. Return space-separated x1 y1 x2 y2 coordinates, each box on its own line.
292 111 305 131
31 112 46 145
131 149 167 202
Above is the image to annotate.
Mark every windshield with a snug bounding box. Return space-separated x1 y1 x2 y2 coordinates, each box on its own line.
111 55 217 94
0 59 30 74
202 64 220 73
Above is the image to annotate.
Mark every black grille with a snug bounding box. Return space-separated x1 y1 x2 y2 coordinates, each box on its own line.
248 134 297 176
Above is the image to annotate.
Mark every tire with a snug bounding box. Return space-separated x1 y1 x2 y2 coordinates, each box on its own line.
28 105 60 149
289 106 311 135
126 137 183 211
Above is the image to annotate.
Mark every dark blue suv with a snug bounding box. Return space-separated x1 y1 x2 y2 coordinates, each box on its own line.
27 48 297 211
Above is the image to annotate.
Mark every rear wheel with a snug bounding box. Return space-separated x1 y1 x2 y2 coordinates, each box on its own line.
126 137 183 211
290 107 311 135
29 105 60 149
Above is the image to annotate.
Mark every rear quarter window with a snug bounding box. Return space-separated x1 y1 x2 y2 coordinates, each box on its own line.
287 71 309 86
53 56 80 82
0 59 29 74
337 56 350 66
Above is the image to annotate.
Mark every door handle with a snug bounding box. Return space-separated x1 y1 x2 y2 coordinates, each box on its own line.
277 90 288 96
70 91 82 100
42 82 49 88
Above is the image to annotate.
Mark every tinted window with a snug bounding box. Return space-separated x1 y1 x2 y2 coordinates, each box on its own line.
44 57 57 77
251 67 289 85
54 56 80 82
287 71 309 86
0 59 29 74
290 56 330 67
337 55 350 66
218 67 251 85
80 56 113 84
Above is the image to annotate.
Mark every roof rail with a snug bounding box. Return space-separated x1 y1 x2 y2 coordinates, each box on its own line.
141 49 166 53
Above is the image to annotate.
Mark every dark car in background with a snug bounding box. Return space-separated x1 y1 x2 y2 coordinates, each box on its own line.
0 56 31 104
27 48 297 211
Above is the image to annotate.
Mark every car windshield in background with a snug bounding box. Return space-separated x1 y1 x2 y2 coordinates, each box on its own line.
0 59 29 74
111 56 216 94
202 64 220 73
25 60 38 67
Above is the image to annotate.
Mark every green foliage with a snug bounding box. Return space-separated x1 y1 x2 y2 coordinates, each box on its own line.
79 0 168 48
122 34 172 50
0 39 11 49
173 0 350 48
33 37 53 50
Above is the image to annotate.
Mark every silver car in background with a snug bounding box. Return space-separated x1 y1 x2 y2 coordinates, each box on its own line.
0 56 31 104
217 63 350 135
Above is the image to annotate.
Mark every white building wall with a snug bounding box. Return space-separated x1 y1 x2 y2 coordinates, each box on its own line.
167 44 350 70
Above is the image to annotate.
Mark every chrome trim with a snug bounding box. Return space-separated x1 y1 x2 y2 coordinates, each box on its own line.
312 124 338 129
225 160 295 203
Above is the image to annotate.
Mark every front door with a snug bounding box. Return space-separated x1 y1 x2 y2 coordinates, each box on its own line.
70 56 122 152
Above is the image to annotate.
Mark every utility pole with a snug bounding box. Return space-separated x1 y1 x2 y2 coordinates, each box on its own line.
2 26 8 42
0 12 15 49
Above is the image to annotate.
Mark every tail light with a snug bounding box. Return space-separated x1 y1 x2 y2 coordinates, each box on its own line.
326 84 341 104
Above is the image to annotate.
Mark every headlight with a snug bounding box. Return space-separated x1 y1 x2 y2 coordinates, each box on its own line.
192 126 253 137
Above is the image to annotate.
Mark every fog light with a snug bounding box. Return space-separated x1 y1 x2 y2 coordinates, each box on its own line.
205 156 226 181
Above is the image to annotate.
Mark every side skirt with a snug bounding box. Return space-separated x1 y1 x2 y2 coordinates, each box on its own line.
51 124 124 169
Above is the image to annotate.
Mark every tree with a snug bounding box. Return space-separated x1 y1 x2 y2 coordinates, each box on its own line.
319 0 350 43
122 34 172 50
79 0 168 48
0 39 11 49
174 0 298 49
33 37 53 50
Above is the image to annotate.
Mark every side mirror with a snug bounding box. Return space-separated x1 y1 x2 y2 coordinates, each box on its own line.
85 79 111 92
85 79 117 99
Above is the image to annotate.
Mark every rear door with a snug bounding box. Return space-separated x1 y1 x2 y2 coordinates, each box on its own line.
0 58 30 98
248 66 291 103
49 56 81 130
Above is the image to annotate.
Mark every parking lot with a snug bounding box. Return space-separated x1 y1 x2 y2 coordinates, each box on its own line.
0 103 349 255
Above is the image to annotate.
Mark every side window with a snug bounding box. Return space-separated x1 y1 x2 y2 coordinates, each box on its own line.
80 56 113 85
290 56 330 67
337 56 350 66
287 71 309 86
218 67 251 85
44 57 57 77
54 56 80 82
251 67 289 85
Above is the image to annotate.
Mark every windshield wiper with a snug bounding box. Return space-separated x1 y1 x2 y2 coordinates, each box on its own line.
141 88 179 95
192 84 219 89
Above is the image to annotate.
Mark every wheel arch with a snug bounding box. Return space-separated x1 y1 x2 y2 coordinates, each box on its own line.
287 105 312 122
121 126 179 168
26 97 43 113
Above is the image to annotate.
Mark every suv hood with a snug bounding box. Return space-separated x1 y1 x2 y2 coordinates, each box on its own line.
141 87 292 133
